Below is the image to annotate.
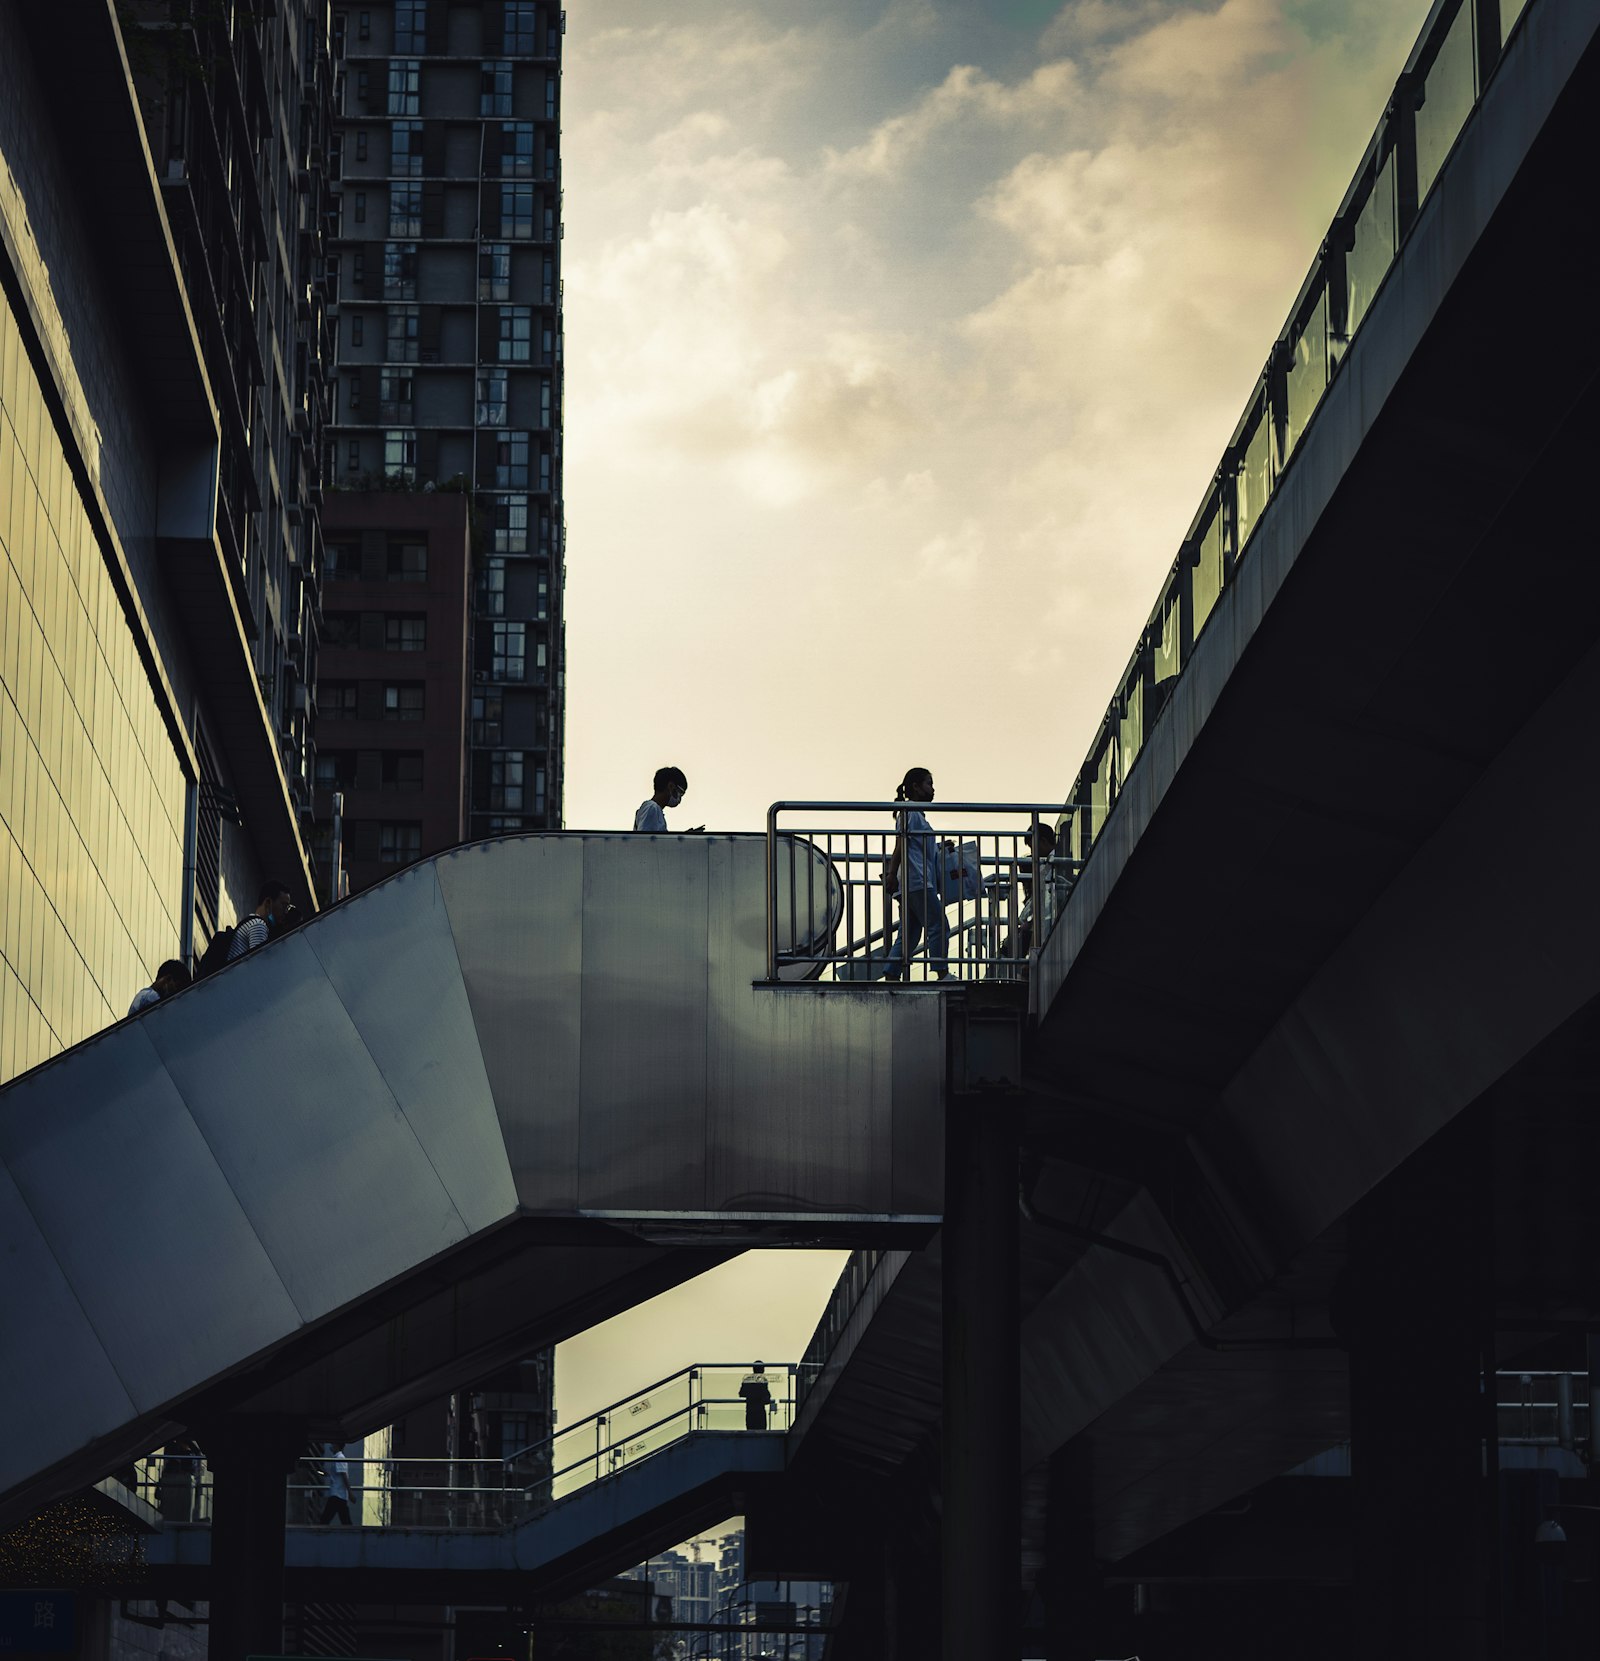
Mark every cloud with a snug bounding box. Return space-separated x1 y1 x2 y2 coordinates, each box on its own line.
561 0 1437 834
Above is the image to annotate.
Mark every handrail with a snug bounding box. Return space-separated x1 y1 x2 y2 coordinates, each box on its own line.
766 802 1081 1003
134 1361 799 1532
1048 0 1542 892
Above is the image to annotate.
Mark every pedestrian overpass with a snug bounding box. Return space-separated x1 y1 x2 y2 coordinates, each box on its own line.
4 0 1600 1651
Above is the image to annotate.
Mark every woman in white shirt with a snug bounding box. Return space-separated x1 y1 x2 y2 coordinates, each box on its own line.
882 767 950 980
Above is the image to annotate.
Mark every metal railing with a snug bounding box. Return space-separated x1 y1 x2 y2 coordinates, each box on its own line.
765 803 1080 1002
131 1362 797 1532
1051 0 1542 888
795 1250 886 1420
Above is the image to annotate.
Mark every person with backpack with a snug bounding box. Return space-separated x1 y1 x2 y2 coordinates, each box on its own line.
197 879 296 977
229 879 294 962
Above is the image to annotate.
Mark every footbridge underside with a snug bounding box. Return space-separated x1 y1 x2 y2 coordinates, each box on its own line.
0 834 944 1525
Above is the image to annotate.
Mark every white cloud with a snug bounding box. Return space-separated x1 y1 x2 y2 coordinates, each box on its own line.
561 0 1437 836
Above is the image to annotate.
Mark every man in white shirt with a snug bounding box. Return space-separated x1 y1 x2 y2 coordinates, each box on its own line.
634 767 701 832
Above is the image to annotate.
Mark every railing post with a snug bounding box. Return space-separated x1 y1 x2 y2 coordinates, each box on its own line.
1028 811 1041 1016
765 805 778 979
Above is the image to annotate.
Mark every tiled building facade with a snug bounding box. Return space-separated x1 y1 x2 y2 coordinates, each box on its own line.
0 4 330 1081
329 0 565 837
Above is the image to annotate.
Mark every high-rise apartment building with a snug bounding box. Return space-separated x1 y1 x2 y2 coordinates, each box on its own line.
317 491 472 894
122 0 340 925
328 0 565 838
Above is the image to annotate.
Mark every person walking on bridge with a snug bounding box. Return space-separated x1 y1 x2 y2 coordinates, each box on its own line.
883 767 950 980
634 766 703 833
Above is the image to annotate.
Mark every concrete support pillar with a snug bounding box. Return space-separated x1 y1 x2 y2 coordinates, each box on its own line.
204 1416 303 1661
941 1088 1020 1659
1347 1113 1496 1659
1040 1440 1097 1660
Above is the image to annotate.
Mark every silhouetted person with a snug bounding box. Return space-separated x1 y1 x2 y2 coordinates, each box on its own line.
634 766 703 833
128 959 191 1016
882 767 949 980
740 1362 776 1430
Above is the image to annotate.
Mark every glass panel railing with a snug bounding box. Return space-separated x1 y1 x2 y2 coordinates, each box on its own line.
1190 503 1226 637
1117 674 1145 787
133 1364 801 1535
1090 739 1117 844
1154 587 1182 686
1416 0 1478 204
1234 408 1273 557
1282 288 1329 464
796 1250 885 1415
1346 149 1397 341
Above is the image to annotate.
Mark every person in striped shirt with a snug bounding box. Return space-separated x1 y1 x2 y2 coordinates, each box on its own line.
227 879 294 962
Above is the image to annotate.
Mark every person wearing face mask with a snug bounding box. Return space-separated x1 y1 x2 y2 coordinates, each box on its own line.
226 879 294 963
882 766 950 981
633 766 703 833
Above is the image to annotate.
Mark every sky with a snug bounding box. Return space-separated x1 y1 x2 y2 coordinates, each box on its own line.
553 0 1434 1424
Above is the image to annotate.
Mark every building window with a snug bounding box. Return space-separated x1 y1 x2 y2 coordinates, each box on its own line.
500 183 534 240
538 446 551 492
544 73 557 121
384 428 417 481
543 201 556 241
541 254 555 303
352 131 367 164
386 305 419 362
322 610 361 646
481 558 506 616
389 182 422 237
481 60 513 118
505 2 538 54
479 243 511 302
387 540 428 581
476 368 508 426
358 10 370 40
495 431 530 488
502 122 535 177
322 680 360 716
383 751 425 789
489 752 526 811
498 306 531 363
545 144 558 181
491 495 528 553
491 622 526 681
379 822 423 863
315 751 355 788
346 374 362 412
385 614 427 651
536 565 549 620
353 191 367 224
351 314 365 346
380 369 414 421
391 119 423 178
472 692 503 745
383 241 417 300
346 440 361 471
388 60 421 116
356 67 370 106
538 376 552 429
393 0 426 53
384 683 426 721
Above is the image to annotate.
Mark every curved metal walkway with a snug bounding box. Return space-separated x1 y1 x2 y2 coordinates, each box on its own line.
0 834 944 1524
